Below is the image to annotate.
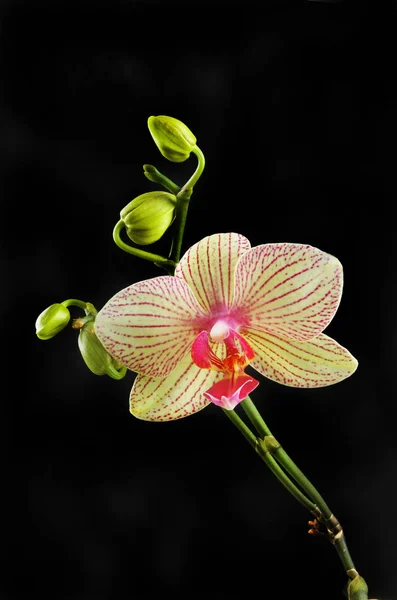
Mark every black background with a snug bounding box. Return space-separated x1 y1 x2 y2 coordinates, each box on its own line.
2 0 397 599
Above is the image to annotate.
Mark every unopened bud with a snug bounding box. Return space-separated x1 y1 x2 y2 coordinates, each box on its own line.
35 304 70 340
120 191 176 245
78 321 123 377
148 115 196 162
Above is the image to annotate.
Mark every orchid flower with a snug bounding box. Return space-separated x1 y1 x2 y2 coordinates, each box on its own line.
95 232 357 421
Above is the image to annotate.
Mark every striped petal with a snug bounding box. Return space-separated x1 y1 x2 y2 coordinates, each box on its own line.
245 330 358 388
95 276 206 377
175 232 251 313
129 352 225 421
233 243 343 341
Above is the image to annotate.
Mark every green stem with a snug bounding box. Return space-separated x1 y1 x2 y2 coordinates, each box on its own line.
242 397 332 516
61 299 88 311
169 145 206 266
143 164 181 194
271 442 333 520
179 145 205 195
113 220 176 275
222 408 257 448
241 396 272 437
266 441 358 577
255 441 319 514
223 409 318 514
168 188 192 268
241 396 359 580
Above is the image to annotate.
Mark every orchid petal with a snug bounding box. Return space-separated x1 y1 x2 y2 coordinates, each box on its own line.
175 232 251 313
129 353 224 421
233 243 343 341
245 330 358 388
95 276 206 377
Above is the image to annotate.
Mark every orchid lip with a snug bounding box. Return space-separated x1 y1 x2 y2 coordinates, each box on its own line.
203 372 259 410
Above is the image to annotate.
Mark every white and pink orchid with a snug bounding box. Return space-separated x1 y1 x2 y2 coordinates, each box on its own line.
95 233 357 421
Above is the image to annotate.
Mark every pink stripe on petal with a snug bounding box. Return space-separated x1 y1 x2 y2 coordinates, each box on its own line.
245 330 358 388
95 276 206 377
175 233 251 313
129 353 224 421
234 243 343 341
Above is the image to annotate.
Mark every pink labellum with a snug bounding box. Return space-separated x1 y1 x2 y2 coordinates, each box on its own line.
203 372 259 410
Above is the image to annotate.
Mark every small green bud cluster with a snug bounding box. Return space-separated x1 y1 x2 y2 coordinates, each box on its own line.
113 115 200 255
35 301 126 380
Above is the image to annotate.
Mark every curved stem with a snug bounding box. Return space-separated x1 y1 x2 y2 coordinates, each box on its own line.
61 299 88 311
113 220 176 274
179 145 205 195
168 145 206 266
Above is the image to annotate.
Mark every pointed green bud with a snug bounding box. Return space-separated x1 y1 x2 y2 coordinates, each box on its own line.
78 320 125 378
148 115 197 162
120 191 176 245
35 303 71 340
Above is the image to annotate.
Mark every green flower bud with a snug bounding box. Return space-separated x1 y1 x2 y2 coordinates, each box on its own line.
147 115 197 162
78 321 121 376
35 304 71 340
120 191 176 246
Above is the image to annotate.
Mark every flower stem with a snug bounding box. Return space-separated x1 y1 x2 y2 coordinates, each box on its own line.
169 145 206 266
265 437 358 578
168 188 192 268
224 408 319 514
222 408 257 448
179 145 205 195
255 441 319 514
112 220 176 274
61 299 89 311
240 396 362 585
241 396 272 437
264 436 333 519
